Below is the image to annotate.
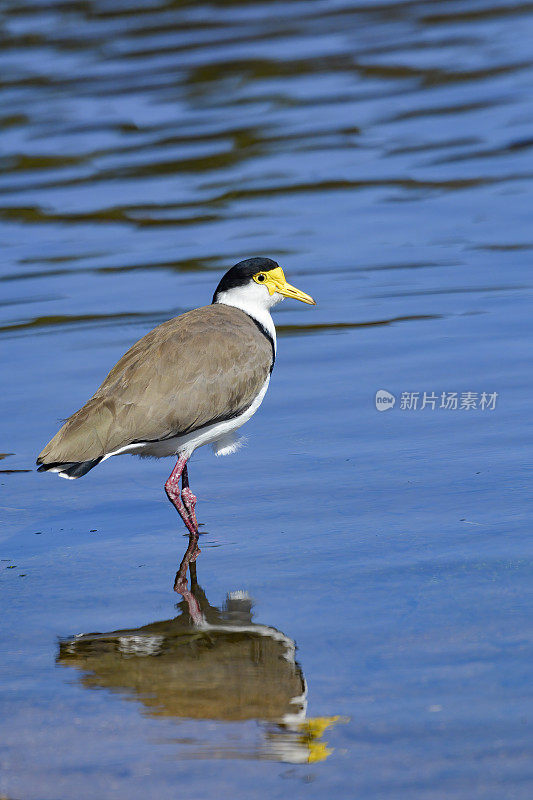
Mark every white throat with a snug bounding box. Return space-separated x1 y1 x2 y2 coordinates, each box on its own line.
214 283 280 353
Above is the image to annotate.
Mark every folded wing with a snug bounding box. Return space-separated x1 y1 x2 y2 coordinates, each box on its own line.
37 305 273 466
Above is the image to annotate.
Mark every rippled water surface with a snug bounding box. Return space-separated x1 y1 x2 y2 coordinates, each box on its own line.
1 1 532 798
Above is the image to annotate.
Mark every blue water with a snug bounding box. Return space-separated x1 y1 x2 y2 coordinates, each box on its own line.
1 1 532 798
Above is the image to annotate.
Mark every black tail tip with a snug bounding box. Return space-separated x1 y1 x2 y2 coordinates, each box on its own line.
36 457 102 478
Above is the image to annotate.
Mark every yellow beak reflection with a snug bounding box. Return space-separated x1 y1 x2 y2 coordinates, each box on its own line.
265 267 316 305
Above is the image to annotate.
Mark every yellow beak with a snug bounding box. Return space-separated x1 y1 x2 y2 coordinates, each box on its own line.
265 267 316 305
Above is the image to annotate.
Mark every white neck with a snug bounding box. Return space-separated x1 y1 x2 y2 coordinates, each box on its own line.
214 284 280 353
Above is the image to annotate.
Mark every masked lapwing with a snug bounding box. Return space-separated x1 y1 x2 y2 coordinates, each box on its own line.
37 258 315 584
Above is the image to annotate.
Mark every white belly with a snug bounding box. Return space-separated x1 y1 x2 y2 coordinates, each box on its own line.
101 376 270 462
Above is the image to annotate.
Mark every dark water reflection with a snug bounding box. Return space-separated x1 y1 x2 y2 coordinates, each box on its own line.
58 568 338 763
1 0 532 798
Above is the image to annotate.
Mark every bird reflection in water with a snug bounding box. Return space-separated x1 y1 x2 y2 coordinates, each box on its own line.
57 564 339 764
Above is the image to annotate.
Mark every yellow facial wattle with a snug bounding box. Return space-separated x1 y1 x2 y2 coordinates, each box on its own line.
254 267 316 305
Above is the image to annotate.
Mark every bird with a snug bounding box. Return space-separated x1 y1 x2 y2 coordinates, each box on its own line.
37 257 315 588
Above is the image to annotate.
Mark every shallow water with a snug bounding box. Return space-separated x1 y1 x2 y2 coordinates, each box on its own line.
1 0 532 797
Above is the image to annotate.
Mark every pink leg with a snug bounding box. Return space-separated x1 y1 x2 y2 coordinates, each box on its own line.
165 456 197 536
181 464 198 535
165 457 201 594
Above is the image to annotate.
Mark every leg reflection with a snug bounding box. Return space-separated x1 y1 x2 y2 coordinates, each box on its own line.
174 554 203 625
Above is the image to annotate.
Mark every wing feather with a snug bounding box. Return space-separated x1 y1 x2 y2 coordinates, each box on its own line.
37 305 272 464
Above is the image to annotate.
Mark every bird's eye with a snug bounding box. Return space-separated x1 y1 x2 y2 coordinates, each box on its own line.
256 273 266 283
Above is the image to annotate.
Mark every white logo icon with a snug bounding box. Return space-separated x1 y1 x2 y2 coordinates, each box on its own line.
375 389 396 411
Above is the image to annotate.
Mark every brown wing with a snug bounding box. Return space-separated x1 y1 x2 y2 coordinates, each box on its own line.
37 305 273 464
